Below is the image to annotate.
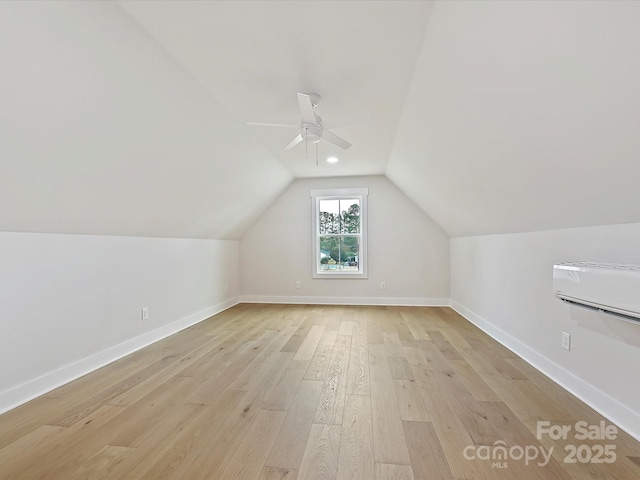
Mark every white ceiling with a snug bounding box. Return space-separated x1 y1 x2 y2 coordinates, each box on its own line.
3 1 640 240
118 0 434 178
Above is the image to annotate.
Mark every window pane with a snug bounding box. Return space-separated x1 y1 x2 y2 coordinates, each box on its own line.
318 236 360 272
319 198 360 235
340 236 360 271
339 199 360 234
319 236 338 271
319 199 340 234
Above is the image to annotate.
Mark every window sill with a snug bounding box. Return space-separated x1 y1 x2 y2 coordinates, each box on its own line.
313 272 368 279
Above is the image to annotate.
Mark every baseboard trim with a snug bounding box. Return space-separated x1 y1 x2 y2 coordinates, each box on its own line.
0 296 240 415
450 300 640 442
240 295 450 307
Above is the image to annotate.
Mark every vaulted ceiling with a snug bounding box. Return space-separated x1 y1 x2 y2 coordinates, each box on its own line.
2 1 639 240
119 0 434 179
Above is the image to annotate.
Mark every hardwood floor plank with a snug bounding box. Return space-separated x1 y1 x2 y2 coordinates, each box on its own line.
1 404 127 479
417 338 451 371
106 375 200 448
346 316 370 395
71 445 135 480
403 420 453 480
43 348 163 400
449 357 502 402
314 334 351 425
337 394 374 480
319 329 338 346
0 396 67 450
393 379 431 422
46 354 179 428
367 323 384 344
400 308 432 342
366 308 384 344
402 346 429 366
281 316 315 353
217 409 286 480
391 315 415 345
427 330 466 362
230 332 297 392
304 344 334 381
294 325 326 361
388 357 414 380
108 330 238 407
375 463 415 480
177 392 272 479
369 343 412 465
181 326 277 383
263 359 309 411
228 327 297 392
176 316 268 378
258 466 299 480
338 320 355 336
410 364 485 479
421 308 449 329
383 332 404 358
0 424 66 464
491 376 575 430
298 423 341 480
266 380 323 470
121 389 245 479
473 400 540 446
440 327 473 352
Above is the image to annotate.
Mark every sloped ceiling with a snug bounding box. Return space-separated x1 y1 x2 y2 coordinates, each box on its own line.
387 0 640 237
3 1 640 240
1 1 292 240
118 0 434 178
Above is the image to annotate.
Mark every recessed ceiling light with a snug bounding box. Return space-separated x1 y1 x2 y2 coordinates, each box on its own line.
326 156 339 164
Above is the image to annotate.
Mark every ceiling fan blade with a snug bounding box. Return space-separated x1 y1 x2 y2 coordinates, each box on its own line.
247 122 298 128
297 93 318 125
323 130 352 150
284 133 304 150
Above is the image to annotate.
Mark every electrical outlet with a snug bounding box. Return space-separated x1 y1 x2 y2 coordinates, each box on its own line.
380 281 386 290
562 331 571 351
141 307 149 321
224 283 229 293
295 280 301 289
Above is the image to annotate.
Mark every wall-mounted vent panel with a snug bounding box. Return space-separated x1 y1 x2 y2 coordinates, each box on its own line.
553 262 640 322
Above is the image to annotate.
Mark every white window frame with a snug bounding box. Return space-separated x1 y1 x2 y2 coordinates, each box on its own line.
311 188 368 279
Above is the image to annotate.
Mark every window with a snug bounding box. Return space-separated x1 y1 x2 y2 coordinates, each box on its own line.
311 188 368 278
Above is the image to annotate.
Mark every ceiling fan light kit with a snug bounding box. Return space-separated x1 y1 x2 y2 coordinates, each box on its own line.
301 123 323 145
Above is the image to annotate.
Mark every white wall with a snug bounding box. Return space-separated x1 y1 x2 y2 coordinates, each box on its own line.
0 232 239 413
450 223 640 440
240 175 449 305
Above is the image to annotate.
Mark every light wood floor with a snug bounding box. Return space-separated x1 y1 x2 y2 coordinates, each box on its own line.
1 304 639 479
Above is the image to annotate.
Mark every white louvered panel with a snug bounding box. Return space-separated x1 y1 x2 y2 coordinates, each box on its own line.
553 262 640 321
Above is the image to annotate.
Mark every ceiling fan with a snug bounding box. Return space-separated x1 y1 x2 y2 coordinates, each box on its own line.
248 93 352 153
